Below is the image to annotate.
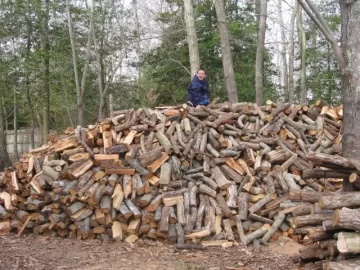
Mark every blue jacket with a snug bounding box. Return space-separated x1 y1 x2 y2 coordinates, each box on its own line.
188 75 210 106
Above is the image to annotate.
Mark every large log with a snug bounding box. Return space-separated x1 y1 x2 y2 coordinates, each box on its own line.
333 207 360 231
328 259 360 270
303 168 349 179
319 192 360 209
289 214 333 228
337 232 360 253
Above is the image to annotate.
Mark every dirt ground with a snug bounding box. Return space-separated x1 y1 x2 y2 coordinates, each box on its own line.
0 234 300 270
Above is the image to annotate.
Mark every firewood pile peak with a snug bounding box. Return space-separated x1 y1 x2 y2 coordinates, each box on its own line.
1 100 360 268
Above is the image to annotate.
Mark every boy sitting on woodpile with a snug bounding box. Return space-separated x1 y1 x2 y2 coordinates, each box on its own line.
186 69 210 107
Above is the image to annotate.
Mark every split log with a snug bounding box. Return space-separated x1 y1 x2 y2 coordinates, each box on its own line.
138 147 163 167
68 160 94 179
211 167 232 189
147 195 162 212
159 163 172 186
227 185 238 208
146 152 169 174
238 192 248 220
162 196 183 207
337 232 360 254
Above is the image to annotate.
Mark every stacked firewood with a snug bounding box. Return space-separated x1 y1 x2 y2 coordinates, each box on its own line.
279 153 360 269
0 101 351 258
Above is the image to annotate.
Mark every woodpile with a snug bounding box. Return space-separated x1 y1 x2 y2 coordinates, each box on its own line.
0 100 357 267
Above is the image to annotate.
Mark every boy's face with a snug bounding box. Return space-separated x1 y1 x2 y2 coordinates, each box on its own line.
197 70 206 81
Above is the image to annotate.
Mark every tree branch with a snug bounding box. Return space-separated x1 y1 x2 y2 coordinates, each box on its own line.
167 59 191 76
297 0 346 72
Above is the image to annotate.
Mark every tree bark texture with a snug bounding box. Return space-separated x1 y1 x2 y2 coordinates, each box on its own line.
288 2 298 104
255 0 267 105
278 0 289 102
215 0 238 103
297 6 307 103
0 95 11 171
340 1 360 191
183 0 200 77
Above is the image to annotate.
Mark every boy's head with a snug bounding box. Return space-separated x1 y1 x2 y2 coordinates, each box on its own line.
197 70 206 81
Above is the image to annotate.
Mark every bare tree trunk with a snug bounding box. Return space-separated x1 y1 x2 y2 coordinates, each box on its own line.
297 6 307 103
60 72 75 128
35 107 43 145
255 0 267 105
66 0 83 127
133 0 141 79
278 0 289 102
24 11 36 150
93 1 123 121
0 95 11 170
183 0 200 77
109 94 114 118
13 86 19 161
288 2 298 104
340 1 360 191
40 0 50 145
255 0 261 22
215 0 238 103
326 42 333 104
2 97 7 131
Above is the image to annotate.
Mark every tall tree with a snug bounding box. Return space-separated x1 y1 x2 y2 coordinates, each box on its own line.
183 0 200 77
65 0 92 127
0 95 11 170
288 2 298 104
297 0 360 191
133 0 141 79
65 0 82 126
297 6 307 103
13 85 19 161
255 0 267 105
25 10 36 149
277 0 289 101
36 0 51 144
214 0 238 103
